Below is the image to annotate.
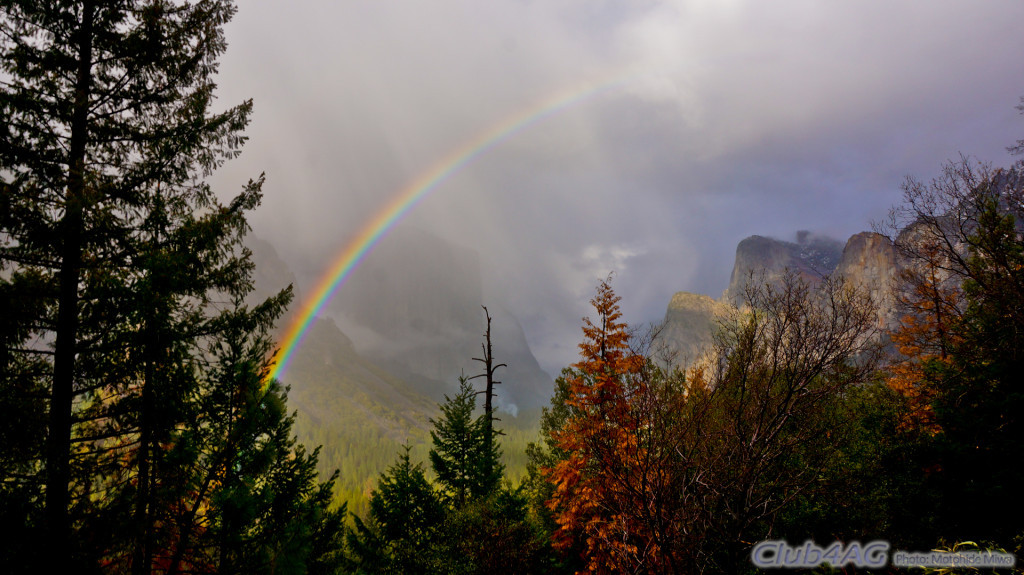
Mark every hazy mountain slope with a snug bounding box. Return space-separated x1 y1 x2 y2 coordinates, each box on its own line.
329 227 553 410
284 317 436 510
283 316 542 514
286 317 435 439
246 235 299 309
245 235 548 513
246 237 434 509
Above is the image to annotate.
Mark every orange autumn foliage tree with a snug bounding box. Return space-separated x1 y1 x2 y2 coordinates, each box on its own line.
888 241 963 434
544 278 690 574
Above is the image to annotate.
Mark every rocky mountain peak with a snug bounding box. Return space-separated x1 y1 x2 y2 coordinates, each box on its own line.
660 229 901 368
724 232 844 305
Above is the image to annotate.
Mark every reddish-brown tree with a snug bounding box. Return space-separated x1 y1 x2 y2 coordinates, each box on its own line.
544 278 690 574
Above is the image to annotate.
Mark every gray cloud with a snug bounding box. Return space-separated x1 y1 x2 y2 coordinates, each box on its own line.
209 0 1024 375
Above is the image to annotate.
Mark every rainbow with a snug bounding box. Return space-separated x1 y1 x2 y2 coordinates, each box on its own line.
264 75 627 386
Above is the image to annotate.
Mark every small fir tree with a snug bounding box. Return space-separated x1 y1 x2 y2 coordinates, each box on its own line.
429 377 502 507
346 447 445 575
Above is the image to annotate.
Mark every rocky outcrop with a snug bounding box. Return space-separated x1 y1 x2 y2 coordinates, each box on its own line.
655 292 733 368
724 232 844 305
836 232 902 331
661 230 902 368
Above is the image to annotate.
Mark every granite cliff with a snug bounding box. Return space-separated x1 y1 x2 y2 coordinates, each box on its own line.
659 230 902 368
655 292 732 367
724 231 844 305
836 231 902 331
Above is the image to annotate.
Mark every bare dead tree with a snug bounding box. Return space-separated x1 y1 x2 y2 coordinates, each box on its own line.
471 306 507 437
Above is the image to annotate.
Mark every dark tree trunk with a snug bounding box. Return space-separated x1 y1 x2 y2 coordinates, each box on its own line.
472 306 506 440
46 2 95 569
133 330 156 575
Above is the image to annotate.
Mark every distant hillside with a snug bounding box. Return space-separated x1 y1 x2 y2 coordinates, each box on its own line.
247 236 299 306
328 227 553 411
246 235 546 514
283 316 435 512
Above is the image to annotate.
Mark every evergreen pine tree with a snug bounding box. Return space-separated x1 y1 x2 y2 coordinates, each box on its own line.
348 348 550 573
345 447 444 575
891 161 1024 545
428 378 502 507
0 269 51 570
0 1 345 571
163 292 346 574
0 1 254 566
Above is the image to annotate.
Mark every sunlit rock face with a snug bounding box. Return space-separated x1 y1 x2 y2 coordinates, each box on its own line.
654 292 732 369
723 232 844 306
836 231 902 331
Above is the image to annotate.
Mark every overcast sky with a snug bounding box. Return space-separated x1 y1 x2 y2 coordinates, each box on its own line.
209 0 1024 375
